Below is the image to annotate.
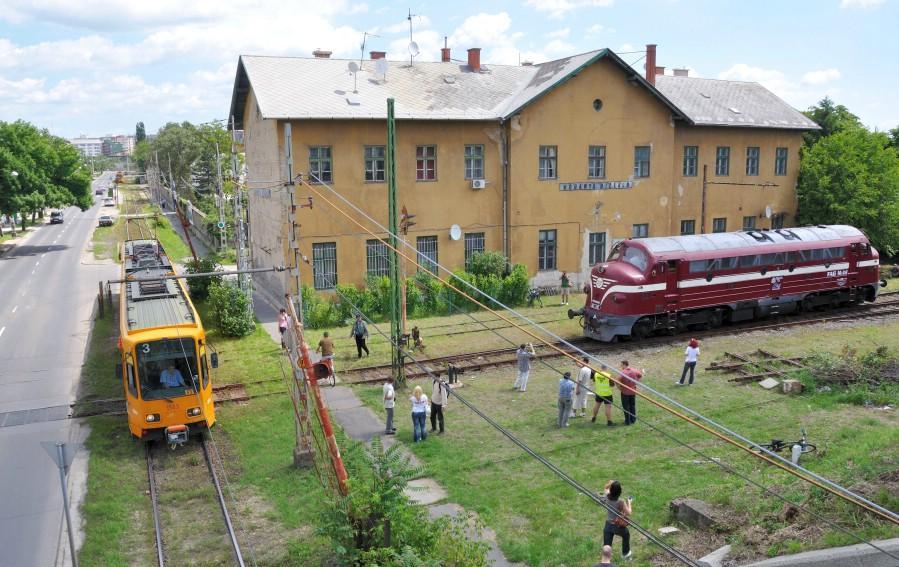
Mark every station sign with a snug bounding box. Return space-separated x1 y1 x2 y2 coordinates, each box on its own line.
559 180 634 191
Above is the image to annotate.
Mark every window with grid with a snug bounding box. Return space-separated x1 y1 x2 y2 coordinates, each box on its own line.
538 229 556 270
312 242 337 289
775 147 788 176
715 146 730 176
416 145 437 181
539 146 557 179
771 213 785 229
632 223 649 238
712 218 727 233
588 145 606 178
365 239 389 277
416 236 438 273
309 146 332 183
683 146 698 177
464 145 484 180
364 146 385 182
743 216 756 230
464 232 485 268
680 219 695 235
746 147 760 176
588 232 607 264
634 146 651 178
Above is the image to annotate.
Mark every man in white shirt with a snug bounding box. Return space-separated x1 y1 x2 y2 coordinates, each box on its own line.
572 357 592 417
160 363 186 388
383 377 396 435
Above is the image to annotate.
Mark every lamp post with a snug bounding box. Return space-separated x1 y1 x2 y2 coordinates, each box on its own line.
10 171 19 238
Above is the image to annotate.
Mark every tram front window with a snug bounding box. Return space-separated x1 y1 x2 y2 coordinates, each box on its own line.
136 338 200 400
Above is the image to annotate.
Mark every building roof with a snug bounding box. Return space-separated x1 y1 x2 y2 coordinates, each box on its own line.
637 225 864 256
654 75 819 130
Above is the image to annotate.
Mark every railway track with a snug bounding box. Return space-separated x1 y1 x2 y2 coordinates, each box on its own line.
146 437 245 567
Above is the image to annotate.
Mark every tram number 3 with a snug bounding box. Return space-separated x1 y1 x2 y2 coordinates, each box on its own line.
142 344 151 354
770 276 783 291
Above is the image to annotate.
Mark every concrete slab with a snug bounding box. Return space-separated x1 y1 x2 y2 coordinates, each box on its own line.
330 405 383 442
759 378 780 390
670 498 726 531
427 503 526 567
658 526 680 535
738 537 899 567
698 544 730 567
406 477 447 505
321 386 364 411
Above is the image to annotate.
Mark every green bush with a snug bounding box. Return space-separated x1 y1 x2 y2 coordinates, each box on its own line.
207 280 255 337
184 256 222 300
499 263 529 306
467 250 507 279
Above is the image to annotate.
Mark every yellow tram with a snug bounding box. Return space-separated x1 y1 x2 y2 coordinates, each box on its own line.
117 239 216 443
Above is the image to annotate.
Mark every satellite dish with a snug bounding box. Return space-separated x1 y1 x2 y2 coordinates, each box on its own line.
375 57 389 76
765 206 772 219
347 61 359 73
409 41 420 56
449 224 462 241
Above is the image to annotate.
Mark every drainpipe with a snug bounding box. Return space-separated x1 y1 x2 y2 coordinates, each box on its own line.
501 120 511 266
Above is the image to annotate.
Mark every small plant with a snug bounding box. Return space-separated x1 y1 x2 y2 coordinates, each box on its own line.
184 256 222 300
207 280 255 337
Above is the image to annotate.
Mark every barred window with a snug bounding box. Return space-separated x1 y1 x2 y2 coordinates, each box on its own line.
683 146 698 177
588 232 606 265
634 146 651 178
364 146 386 182
365 239 389 278
464 232 485 268
746 147 759 176
680 219 695 235
538 229 556 270
539 146 557 180
715 146 730 176
312 242 337 290
416 236 438 274
309 146 332 183
416 145 437 181
588 145 606 178
464 145 484 180
775 147 788 176
712 218 727 233
632 223 649 238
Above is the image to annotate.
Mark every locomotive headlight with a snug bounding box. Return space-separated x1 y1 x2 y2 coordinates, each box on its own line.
187 407 201 417
145 413 160 422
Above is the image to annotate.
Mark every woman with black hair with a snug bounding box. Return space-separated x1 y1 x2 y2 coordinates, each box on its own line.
601 480 633 559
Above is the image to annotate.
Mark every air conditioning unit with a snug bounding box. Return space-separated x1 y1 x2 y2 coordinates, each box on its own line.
471 179 486 190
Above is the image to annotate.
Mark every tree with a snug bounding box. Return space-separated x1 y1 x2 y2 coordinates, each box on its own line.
797 127 899 255
803 97 863 147
133 139 150 172
208 280 255 336
135 121 146 143
152 122 202 195
889 126 899 152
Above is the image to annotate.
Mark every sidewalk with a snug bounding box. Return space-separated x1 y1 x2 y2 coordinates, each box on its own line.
253 295 522 567
0 219 48 257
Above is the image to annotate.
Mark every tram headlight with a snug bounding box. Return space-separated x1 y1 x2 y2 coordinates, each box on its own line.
145 413 160 422
187 407 201 417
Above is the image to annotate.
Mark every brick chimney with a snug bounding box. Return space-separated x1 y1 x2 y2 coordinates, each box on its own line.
655 66 665 76
467 47 481 72
441 47 451 62
645 44 656 85
312 49 332 59
370 51 386 60
673 68 689 77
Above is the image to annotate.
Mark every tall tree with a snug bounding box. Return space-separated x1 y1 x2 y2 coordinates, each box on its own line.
152 121 201 194
798 127 899 255
803 97 862 147
135 121 146 143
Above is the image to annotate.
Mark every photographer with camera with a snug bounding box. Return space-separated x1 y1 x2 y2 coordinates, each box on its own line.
600 480 633 560
513 343 537 392
430 375 449 434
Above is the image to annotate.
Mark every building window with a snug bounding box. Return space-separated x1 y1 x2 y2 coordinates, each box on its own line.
464 232 485 268
365 239 389 278
746 147 760 176
712 218 727 233
588 232 607 264
632 223 649 238
416 236 438 273
634 146 651 178
743 216 756 230
775 147 788 176
682 146 698 177
539 146 557 180
364 146 386 182
312 242 337 290
715 146 730 176
680 219 695 235
538 229 556 270
416 145 437 181
771 213 786 229
464 145 484 180
588 145 606 178
309 146 332 183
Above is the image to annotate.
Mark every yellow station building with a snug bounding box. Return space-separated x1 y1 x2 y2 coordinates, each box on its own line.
230 45 819 297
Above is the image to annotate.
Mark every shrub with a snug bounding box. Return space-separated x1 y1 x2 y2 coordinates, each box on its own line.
184 256 222 300
500 263 529 306
207 280 255 337
467 250 507 279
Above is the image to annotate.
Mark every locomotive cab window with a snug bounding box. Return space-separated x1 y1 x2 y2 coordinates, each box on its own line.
136 338 199 400
620 246 648 272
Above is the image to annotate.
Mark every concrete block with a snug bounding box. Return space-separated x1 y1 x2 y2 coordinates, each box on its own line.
697 544 731 567
782 379 803 394
405 477 447 506
658 526 680 535
670 498 726 531
759 378 780 390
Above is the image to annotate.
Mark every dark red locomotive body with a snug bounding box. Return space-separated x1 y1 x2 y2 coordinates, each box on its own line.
571 226 883 342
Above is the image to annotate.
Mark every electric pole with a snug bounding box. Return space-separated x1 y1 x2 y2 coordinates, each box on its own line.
215 142 226 252
386 98 405 386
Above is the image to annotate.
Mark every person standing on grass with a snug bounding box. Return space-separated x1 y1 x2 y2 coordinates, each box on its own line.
382 377 396 435
277 308 290 349
349 314 370 358
410 385 429 442
600 480 633 560
430 377 449 434
677 338 700 386
591 366 616 426
560 271 571 305
513 343 536 392
572 357 592 418
592 545 616 567
316 332 335 360
618 360 643 426
557 372 576 427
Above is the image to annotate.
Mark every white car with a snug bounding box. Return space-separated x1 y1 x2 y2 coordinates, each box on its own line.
103 198 115 207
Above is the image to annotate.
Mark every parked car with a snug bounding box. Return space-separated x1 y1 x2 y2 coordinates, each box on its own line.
103 198 115 207
98 215 114 227
95 188 104 195
50 211 64 224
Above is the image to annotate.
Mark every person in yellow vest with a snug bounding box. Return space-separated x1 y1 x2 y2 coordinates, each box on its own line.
590 366 615 426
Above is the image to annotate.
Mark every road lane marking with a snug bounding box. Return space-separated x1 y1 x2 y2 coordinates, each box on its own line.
31 269 35 275
0 327 5 338
11 306 17 313
41 253 45 258
35 261 39 266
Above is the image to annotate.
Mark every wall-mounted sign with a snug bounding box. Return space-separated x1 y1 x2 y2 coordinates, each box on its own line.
559 180 634 191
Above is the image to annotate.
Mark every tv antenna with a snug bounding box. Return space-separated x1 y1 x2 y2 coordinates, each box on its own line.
359 31 380 70
407 8 420 66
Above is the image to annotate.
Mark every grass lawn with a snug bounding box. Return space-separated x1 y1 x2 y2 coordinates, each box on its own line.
352 319 899 566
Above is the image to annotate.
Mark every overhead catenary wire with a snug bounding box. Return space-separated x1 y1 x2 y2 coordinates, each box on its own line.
298 172 899 526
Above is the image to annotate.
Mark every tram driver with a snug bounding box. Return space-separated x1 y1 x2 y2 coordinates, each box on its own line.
160 362 186 389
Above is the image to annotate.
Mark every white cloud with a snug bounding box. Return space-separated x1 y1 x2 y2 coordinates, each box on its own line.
525 0 614 19
717 63 840 112
802 68 841 85
546 28 570 39
840 0 885 8
544 39 576 54
586 24 613 36
617 43 635 53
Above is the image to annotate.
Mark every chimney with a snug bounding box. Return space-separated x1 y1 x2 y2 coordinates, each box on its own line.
370 51 386 60
521 60 534 66
441 47 451 63
467 47 481 72
655 66 665 76
645 44 657 85
673 68 689 77
312 49 332 59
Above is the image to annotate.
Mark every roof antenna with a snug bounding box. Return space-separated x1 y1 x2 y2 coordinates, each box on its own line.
359 31 380 71
407 8 420 66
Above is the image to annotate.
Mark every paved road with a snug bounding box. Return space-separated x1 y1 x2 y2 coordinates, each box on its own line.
0 173 119 567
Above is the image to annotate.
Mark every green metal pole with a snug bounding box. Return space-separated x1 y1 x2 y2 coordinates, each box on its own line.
386 99 406 386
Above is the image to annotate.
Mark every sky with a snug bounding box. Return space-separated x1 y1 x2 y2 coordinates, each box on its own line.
0 0 897 140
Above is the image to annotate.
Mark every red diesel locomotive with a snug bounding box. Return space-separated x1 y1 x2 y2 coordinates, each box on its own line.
569 225 884 342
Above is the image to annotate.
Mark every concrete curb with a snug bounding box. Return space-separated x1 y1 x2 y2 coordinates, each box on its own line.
737 538 899 567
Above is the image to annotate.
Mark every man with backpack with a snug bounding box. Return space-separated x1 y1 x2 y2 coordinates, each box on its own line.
349 314 370 358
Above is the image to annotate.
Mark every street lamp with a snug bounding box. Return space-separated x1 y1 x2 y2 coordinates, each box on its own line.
9 171 19 237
